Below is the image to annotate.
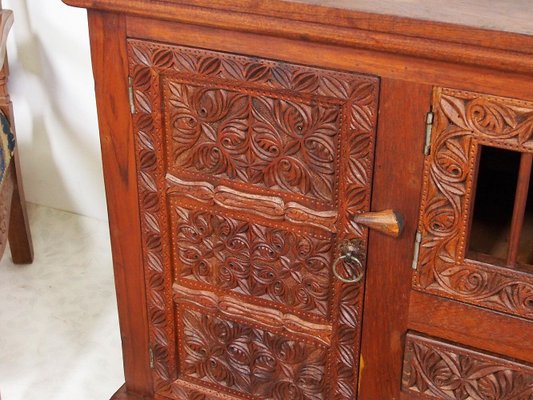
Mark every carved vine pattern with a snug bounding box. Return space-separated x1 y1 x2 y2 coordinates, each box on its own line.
173 207 333 318
402 333 533 399
128 39 379 399
181 310 327 399
414 88 533 319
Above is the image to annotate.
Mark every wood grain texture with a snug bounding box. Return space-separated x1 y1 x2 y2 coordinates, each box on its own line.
352 209 404 238
409 291 533 364
402 332 533 400
358 79 431 400
87 10 153 397
127 17 533 103
413 87 533 319
0 164 13 258
61 0 533 71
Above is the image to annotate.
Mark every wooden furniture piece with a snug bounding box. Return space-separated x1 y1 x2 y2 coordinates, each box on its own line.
61 1 533 399
0 3 33 264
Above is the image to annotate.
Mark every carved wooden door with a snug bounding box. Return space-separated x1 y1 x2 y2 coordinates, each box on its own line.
128 39 379 400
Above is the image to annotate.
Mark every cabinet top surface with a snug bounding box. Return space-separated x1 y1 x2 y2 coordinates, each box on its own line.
64 0 533 36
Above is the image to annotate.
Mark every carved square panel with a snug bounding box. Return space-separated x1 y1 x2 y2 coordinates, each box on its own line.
413 87 533 319
165 81 341 204
171 204 334 319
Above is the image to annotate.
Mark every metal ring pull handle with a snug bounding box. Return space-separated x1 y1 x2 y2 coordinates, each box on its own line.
332 239 366 284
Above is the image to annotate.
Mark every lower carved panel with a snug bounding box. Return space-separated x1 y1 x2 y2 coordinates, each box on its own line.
180 309 328 399
402 332 533 400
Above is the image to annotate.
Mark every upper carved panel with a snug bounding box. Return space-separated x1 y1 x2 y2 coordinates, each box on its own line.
173 206 333 318
181 309 328 399
167 83 340 202
402 333 533 400
414 88 533 319
129 39 378 207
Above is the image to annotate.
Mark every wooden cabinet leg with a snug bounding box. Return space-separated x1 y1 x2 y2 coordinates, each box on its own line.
8 152 33 264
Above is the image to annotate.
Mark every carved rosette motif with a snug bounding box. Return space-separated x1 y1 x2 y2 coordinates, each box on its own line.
414 88 533 319
402 333 533 399
128 39 379 399
173 207 333 317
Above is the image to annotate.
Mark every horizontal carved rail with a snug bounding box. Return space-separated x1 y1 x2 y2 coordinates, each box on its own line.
166 173 338 232
173 284 332 346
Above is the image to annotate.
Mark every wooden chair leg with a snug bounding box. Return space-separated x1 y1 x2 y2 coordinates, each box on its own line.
8 152 33 264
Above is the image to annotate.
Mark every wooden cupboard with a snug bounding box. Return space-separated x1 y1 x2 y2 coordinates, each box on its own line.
61 1 533 399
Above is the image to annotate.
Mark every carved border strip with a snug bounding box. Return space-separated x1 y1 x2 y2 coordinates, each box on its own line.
402 332 533 399
128 38 379 399
413 87 533 319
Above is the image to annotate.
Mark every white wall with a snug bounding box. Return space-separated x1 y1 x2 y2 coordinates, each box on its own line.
4 0 107 221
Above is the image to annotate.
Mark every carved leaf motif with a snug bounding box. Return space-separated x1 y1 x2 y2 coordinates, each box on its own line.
402 334 533 400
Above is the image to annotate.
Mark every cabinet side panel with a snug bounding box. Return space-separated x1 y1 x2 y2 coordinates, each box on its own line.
359 78 431 399
87 10 153 396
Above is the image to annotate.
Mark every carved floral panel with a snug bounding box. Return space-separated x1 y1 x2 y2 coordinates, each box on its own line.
128 39 379 399
172 206 333 318
413 88 533 319
402 332 533 399
181 309 327 399
167 82 340 203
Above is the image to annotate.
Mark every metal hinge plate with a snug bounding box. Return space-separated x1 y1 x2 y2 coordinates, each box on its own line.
149 346 154 369
128 76 135 114
424 111 434 155
411 231 422 270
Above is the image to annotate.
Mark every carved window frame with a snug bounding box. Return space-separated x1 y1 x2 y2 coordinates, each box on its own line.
413 87 533 319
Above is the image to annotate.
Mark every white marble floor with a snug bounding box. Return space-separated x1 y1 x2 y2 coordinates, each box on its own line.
0 204 124 399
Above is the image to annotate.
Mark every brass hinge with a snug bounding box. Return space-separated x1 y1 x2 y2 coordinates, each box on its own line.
424 111 434 156
149 346 154 369
128 76 135 114
411 231 422 270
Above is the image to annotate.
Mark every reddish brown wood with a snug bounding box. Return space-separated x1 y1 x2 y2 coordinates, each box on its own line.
60 1 533 399
128 39 379 399
414 87 533 319
507 153 533 267
352 209 405 238
358 79 430 400
409 291 533 364
402 332 533 399
86 10 152 398
62 0 533 75
0 165 14 257
127 17 533 102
